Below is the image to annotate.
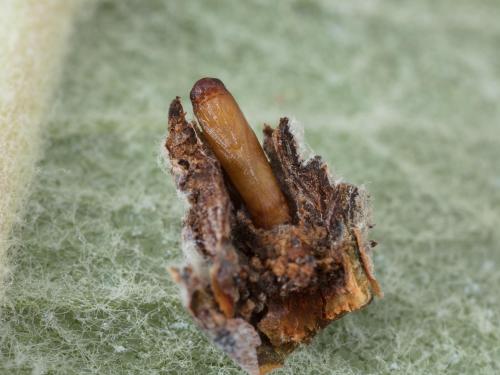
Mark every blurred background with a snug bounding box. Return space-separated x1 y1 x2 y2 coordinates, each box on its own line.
1 1 499 374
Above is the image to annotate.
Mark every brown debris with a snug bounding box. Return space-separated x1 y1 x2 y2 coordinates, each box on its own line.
165 97 381 374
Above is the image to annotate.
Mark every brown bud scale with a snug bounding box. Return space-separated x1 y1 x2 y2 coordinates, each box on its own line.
165 88 381 374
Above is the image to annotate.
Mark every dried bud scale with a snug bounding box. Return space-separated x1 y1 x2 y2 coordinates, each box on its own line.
165 79 381 375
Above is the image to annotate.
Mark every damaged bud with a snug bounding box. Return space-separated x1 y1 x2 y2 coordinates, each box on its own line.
165 79 382 375
190 78 290 229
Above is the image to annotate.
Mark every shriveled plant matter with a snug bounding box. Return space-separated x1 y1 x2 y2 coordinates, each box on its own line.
165 93 381 374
